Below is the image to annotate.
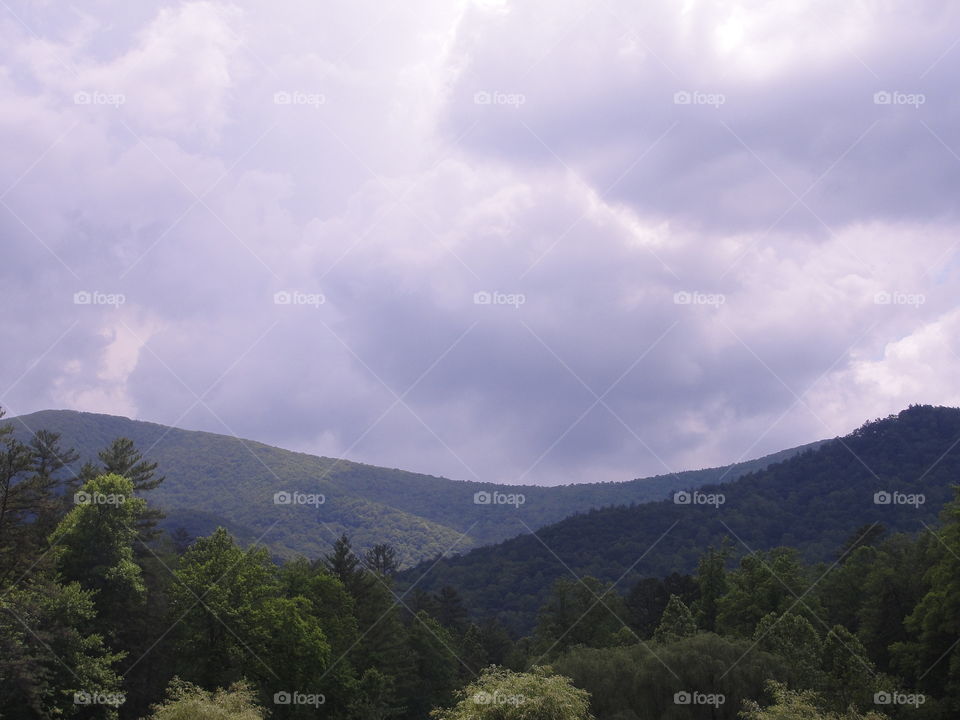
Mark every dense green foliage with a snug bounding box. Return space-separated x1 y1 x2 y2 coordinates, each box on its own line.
3 405 960 720
144 680 265 720
9 409 821 565
431 667 593 720
401 406 960 631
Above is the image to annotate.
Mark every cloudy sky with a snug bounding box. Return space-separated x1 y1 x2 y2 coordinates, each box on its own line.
2 0 959 485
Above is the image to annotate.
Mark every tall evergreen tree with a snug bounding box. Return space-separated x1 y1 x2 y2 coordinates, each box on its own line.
652 594 698 644
693 542 729 632
80 437 165 543
0 412 56 584
435 586 468 634
533 577 628 656
365 544 399 577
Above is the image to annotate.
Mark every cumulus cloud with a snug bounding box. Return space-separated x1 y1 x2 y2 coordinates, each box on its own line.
1 0 959 485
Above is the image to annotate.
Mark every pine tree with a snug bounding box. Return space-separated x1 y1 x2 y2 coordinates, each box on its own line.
693 542 729 632
27 429 80 537
365 543 399 577
323 535 370 596
80 437 165 543
460 623 488 678
0 412 50 584
435 586 468 633
652 594 697 644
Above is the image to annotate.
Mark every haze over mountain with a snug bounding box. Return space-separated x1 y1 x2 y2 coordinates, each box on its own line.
9 409 822 565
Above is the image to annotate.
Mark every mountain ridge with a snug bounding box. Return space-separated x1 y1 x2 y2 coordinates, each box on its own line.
7 408 824 565
399 404 960 631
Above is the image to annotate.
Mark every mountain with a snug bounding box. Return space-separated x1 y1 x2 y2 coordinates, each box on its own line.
399 405 960 631
7 409 821 565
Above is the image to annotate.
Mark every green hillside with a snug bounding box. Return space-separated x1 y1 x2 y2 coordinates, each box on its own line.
401 404 960 630
9 409 821 565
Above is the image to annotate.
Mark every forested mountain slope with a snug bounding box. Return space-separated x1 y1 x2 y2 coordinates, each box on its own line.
10 409 821 564
402 405 960 630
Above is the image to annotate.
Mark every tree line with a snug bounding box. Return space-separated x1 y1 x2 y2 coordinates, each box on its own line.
2 408 959 719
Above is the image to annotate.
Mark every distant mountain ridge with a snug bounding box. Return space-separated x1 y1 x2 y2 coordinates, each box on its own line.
7 409 822 565
399 404 960 631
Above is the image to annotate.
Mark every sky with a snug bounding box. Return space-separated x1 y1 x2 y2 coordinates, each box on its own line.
1 0 959 486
